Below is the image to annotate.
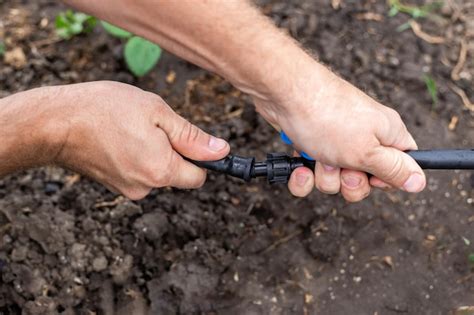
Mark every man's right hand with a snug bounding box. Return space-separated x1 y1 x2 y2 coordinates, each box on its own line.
254 63 427 201
0 81 230 200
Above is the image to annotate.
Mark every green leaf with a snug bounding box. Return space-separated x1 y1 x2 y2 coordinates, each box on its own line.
423 74 438 109
74 12 90 24
55 14 68 28
469 253 474 263
0 42 5 56
101 21 132 38
65 10 75 20
388 6 399 17
396 22 411 32
70 22 84 35
56 28 71 39
83 16 97 33
411 8 422 18
55 10 96 40
124 36 162 77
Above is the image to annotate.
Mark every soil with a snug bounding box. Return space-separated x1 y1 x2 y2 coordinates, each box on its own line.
1 0 473 314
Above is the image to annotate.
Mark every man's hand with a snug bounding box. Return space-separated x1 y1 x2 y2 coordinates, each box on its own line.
255 64 426 201
0 81 230 199
64 0 426 201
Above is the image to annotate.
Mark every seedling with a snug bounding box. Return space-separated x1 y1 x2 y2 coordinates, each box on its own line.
388 0 442 19
423 74 438 109
101 22 131 39
469 253 474 265
101 21 162 77
0 41 5 57
55 10 97 40
396 22 411 32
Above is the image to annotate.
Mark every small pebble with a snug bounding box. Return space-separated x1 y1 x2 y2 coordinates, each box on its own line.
92 256 108 272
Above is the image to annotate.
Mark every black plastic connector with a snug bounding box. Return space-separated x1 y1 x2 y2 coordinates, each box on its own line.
253 153 316 184
187 155 256 182
186 149 474 185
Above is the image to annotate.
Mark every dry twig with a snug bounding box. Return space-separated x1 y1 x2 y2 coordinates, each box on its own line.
94 196 125 208
354 12 384 21
451 40 468 81
449 83 474 112
448 116 459 131
261 229 303 254
184 79 198 107
261 222 327 254
409 20 445 44
222 108 244 120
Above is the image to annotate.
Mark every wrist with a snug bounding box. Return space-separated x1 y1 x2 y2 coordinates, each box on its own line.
253 58 332 126
0 86 71 174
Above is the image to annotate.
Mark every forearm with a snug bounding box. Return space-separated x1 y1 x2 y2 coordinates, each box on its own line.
63 0 324 105
0 88 68 176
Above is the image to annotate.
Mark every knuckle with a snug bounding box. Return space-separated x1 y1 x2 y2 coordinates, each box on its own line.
156 163 175 187
147 152 176 187
145 91 167 109
163 152 179 185
355 149 375 169
143 91 170 110
382 154 405 182
360 146 386 171
388 108 402 122
385 154 403 181
178 122 201 144
147 93 171 119
191 172 207 189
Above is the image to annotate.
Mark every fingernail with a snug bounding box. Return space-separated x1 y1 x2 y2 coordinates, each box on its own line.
323 165 336 172
208 136 227 151
296 173 309 187
403 173 424 193
342 175 361 188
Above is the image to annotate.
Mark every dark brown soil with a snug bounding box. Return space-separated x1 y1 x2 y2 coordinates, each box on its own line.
1 0 473 314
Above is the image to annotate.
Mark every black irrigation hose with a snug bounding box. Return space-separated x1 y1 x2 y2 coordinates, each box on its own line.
187 150 474 184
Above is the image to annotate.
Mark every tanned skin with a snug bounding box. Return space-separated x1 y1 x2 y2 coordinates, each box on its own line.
0 1 426 201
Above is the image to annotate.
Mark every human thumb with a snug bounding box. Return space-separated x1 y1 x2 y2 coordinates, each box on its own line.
157 106 230 161
365 147 426 193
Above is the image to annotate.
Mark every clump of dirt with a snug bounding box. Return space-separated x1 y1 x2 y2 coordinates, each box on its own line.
0 0 473 314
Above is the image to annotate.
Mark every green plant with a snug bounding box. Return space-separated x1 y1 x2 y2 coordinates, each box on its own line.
388 0 442 19
396 22 411 32
55 10 97 40
101 21 161 77
423 74 438 109
469 253 474 264
0 41 5 57
101 21 131 38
